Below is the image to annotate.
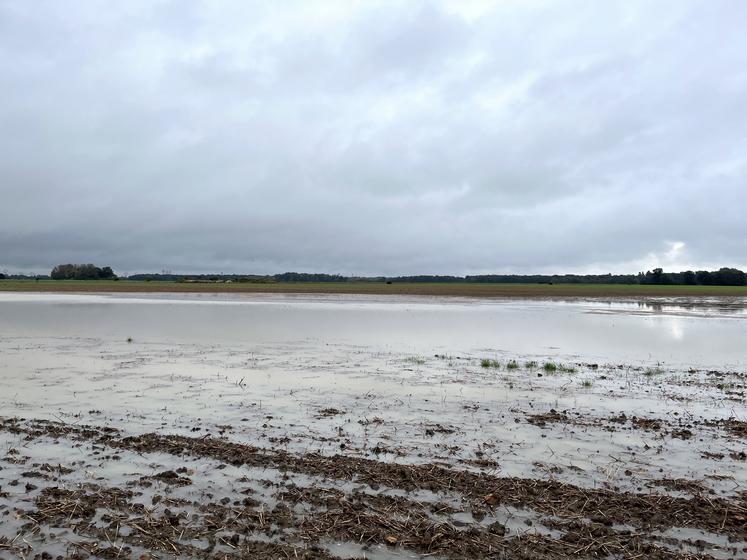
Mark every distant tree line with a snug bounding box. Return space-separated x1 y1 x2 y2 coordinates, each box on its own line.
33 267 746 286
126 273 277 283
126 272 347 283
51 264 115 280
636 267 745 286
0 274 50 280
273 272 346 282
126 273 183 282
389 269 746 286
386 269 746 286
117 268 747 286
384 273 643 284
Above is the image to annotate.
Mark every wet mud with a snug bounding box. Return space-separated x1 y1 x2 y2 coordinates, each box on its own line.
1 413 746 559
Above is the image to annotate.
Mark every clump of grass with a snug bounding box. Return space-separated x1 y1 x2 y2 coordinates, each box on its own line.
480 359 500 369
543 361 558 373
559 364 577 373
644 367 664 377
580 379 593 388
405 356 426 365
525 361 538 369
506 360 519 370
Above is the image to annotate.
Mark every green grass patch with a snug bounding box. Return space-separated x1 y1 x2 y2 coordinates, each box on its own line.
543 362 558 373
480 359 500 369
404 356 426 365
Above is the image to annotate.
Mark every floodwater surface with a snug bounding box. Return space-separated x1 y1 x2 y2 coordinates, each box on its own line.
1 291 745 368
1 293 746 559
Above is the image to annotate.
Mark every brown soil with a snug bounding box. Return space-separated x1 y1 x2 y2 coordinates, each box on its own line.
2 416 747 559
526 410 747 442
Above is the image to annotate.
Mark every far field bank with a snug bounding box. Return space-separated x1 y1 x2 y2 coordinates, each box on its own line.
1 279 746 298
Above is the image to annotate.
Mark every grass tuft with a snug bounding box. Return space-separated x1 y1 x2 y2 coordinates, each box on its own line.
480 359 500 369
405 356 426 365
644 367 664 377
543 362 558 372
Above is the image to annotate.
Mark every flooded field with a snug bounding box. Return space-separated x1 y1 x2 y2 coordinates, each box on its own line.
1 293 746 559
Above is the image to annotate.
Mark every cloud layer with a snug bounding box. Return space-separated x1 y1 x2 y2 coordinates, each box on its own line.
1 0 745 275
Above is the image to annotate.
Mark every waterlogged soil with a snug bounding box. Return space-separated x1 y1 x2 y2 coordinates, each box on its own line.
1 294 746 559
1 415 746 560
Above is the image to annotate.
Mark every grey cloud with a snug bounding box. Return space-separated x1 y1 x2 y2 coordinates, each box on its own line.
0 0 745 276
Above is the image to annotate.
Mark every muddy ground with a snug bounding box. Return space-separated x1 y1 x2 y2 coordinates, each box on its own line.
1 408 746 560
1 295 746 558
2 356 746 560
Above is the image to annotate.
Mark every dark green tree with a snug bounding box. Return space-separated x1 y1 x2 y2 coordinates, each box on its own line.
51 264 116 280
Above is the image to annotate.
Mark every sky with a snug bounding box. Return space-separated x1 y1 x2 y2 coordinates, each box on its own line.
0 0 745 276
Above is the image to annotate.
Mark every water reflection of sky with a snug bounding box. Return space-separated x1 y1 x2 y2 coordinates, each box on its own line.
669 318 685 341
1 291 745 316
0 292 744 370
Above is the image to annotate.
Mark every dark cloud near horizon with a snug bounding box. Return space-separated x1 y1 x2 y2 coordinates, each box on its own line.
1 0 745 276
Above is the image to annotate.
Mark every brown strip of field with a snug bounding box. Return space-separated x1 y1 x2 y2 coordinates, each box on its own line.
1 279 746 298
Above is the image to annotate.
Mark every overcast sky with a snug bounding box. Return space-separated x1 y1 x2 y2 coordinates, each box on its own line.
1 0 745 276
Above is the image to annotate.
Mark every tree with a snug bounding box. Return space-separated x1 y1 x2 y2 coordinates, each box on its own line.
713 267 746 286
695 270 712 285
51 264 76 279
644 268 665 284
683 270 696 285
51 264 116 280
